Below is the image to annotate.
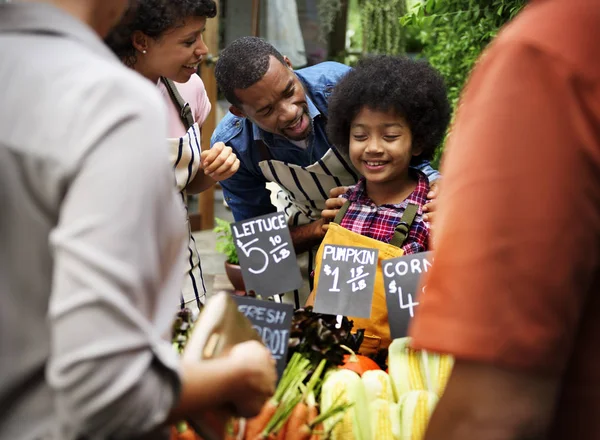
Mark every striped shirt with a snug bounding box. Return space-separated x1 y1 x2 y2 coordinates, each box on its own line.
160 76 211 310
340 171 430 254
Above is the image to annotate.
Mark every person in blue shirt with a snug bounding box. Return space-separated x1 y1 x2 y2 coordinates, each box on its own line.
211 36 440 304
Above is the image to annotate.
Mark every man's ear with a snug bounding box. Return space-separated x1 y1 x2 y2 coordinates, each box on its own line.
229 105 245 118
131 30 149 54
283 56 294 69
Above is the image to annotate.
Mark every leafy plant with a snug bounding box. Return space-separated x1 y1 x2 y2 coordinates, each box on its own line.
317 0 343 42
214 217 239 265
359 0 408 55
402 0 527 165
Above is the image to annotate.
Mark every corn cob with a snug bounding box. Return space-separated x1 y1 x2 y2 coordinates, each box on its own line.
388 338 427 398
369 398 399 440
425 351 454 397
362 369 396 403
320 369 371 440
390 402 401 440
397 390 438 440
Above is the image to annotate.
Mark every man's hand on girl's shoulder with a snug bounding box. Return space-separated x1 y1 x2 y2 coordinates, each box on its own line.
320 186 348 231
422 181 439 224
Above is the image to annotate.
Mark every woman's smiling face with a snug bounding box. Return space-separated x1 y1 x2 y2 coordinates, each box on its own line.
137 16 208 83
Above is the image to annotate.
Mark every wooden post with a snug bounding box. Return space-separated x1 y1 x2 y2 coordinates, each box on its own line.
328 0 349 59
192 0 220 231
251 0 261 37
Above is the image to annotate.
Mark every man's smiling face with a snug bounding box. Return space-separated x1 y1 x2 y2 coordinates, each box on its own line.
231 56 313 141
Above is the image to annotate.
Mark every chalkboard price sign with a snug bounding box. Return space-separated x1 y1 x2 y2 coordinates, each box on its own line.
382 251 433 339
313 244 378 318
231 212 302 297
232 295 294 378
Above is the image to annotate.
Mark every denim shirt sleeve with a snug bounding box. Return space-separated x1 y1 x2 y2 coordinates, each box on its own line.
211 113 276 221
220 165 276 222
412 160 441 183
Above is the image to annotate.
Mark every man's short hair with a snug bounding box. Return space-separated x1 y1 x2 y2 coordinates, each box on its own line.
215 36 287 107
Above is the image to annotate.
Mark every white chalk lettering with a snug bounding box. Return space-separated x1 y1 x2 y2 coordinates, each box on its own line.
383 262 394 278
323 246 376 265
256 327 289 357
232 214 287 239
423 258 432 272
238 305 266 322
395 261 409 276
411 258 422 274
266 309 287 325
390 257 433 278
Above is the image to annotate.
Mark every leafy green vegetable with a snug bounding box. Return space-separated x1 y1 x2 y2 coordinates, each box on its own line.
288 306 361 368
214 217 239 265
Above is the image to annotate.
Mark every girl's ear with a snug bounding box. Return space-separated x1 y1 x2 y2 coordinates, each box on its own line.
411 143 424 157
131 30 150 54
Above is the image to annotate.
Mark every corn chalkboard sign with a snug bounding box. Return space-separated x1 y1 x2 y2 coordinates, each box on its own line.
382 251 433 339
231 212 302 297
232 295 294 378
314 244 378 318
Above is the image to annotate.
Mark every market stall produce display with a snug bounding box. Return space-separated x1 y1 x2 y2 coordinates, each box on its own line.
169 305 453 439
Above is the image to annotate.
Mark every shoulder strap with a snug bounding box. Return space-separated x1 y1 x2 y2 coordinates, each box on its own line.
390 203 419 248
160 77 195 131
254 139 272 162
332 200 351 224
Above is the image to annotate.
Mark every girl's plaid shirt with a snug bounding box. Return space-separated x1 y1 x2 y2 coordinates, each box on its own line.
339 170 430 254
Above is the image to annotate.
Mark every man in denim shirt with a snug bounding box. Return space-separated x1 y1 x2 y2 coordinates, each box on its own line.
211 37 439 302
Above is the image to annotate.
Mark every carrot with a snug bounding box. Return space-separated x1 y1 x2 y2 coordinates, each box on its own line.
275 419 288 440
224 418 240 440
307 402 321 440
309 425 322 440
285 402 309 439
297 425 313 440
244 399 278 440
170 422 201 440
250 433 277 440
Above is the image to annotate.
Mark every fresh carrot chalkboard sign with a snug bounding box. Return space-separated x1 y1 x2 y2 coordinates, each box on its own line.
232 295 294 378
231 212 302 297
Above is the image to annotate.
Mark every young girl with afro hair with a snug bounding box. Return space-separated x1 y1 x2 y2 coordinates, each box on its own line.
309 55 451 353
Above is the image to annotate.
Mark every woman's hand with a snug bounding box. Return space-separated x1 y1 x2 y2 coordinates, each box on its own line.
320 186 348 232
169 341 276 423
201 142 240 182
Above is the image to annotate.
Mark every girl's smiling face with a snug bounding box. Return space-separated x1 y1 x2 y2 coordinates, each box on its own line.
349 107 421 190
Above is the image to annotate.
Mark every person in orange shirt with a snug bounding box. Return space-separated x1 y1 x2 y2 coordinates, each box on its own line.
409 0 600 439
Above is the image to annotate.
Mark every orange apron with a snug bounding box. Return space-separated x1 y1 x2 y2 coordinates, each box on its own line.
307 201 418 355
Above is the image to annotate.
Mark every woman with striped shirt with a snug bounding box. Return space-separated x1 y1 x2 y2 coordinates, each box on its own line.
106 0 238 312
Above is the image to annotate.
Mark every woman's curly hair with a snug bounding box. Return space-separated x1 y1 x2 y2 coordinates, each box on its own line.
327 55 451 161
105 0 217 67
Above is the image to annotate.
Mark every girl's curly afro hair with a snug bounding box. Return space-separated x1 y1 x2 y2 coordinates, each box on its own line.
327 55 451 161
105 0 217 67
